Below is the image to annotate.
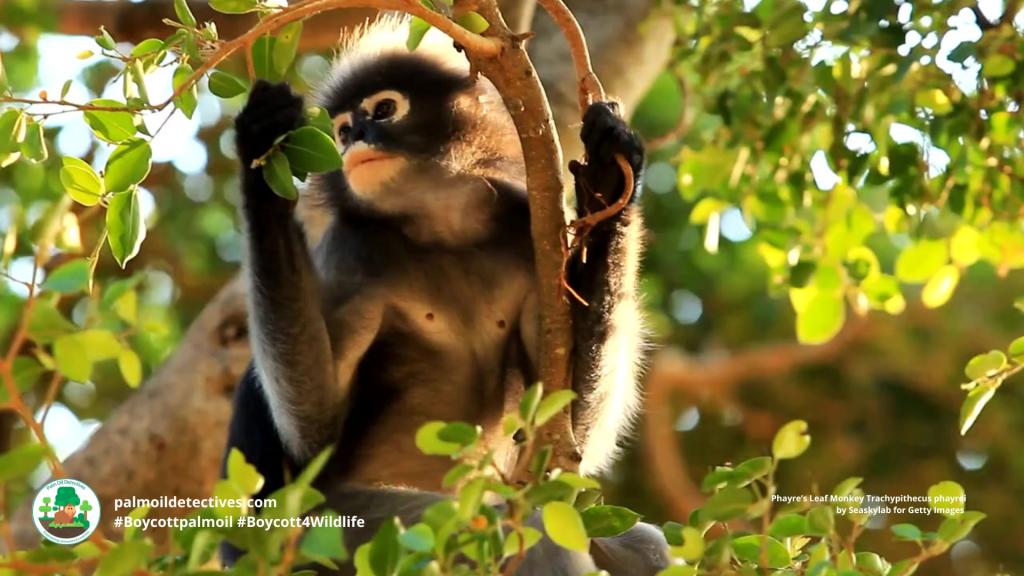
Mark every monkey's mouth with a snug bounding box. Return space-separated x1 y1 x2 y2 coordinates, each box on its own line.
344 149 400 173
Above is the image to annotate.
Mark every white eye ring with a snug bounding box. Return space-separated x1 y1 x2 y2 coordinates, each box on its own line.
333 111 354 146
360 90 410 123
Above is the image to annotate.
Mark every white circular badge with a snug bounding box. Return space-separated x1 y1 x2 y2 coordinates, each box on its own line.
32 478 101 545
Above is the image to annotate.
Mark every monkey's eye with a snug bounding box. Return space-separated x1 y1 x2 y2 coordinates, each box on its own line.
373 99 397 121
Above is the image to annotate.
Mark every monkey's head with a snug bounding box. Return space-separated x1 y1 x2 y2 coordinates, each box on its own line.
311 15 523 216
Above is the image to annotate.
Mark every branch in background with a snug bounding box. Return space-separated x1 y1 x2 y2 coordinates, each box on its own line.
642 321 869 521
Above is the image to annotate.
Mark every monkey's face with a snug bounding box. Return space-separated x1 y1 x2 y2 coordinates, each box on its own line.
322 55 469 204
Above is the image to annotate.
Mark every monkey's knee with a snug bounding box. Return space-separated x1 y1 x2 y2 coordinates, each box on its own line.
590 521 670 576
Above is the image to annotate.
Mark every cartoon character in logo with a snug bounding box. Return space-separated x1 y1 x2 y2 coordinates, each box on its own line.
32 479 99 544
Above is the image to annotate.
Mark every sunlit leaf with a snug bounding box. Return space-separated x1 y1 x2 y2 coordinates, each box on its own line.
542 501 589 552
921 265 960 309
173 64 198 119
106 188 148 268
173 0 198 26
407 17 432 51
60 157 104 206
84 99 137 143
105 138 152 193
773 419 811 460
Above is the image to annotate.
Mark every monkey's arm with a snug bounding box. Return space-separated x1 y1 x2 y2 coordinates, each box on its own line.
236 81 342 460
566 102 646 475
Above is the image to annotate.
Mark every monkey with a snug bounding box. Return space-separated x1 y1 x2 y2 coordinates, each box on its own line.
221 15 664 575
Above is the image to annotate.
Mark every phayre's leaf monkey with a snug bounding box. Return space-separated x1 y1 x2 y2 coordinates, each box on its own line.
222 15 666 574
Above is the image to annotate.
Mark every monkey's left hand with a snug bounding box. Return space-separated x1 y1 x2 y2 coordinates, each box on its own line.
569 102 645 219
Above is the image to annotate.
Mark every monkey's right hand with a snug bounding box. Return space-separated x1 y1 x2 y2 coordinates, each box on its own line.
235 80 305 169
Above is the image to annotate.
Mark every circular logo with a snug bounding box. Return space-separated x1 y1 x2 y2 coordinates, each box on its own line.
32 478 101 545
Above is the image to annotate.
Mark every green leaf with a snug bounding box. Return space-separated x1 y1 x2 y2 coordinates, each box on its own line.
936 510 985 544
914 89 953 115
832 476 863 497
173 64 198 119
407 17 432 51
398 523 434 552
457 477 486 521
28 301 78 343
890 523 922 540
520 382 543 423
105 138 152 193
441 462 473 487
1007 336 1024 362
806 505 834 536
437 422 479 447
415 421 461 456
552 471 600 490
282 126 343 173
273 21 303 76
173 0 198 26
54 334 94 381
580 505 640 537
43 259 90 294
796 290 845 344
0 443 47 483
84 100 137 143
300 516 348 561
209 0 258 14
950 226 981 266
20 119 47 163
670 525 704 562
855 551 890 576
964 350 1007 380
732 535 790 568
130 38 163 59
251 36 281 81
959 383 993 433
95 540 152 576
227 448 264 495
983 54 1015 78
689 197 729 225
79 329 123 361
773 419 811 460
263 149 299 200
699 486 754 521
503 527 542 558
106 189 147 268
118 348 142 388
208 70 248 98
921 265 960 309
731 456 772 486
0 108 26 154
455 11 490 33
769 514 807 538
895 240 948 283
534 390 576 426
306 106 334 136
95 27 116 50
542 501 589 552
369 519 401 576
61 157 104 206
927 481 965 517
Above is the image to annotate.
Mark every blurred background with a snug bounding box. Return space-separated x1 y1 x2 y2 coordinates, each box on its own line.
1 0 1023 573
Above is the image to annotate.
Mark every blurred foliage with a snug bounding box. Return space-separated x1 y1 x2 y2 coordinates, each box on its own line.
0 0 1021 573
